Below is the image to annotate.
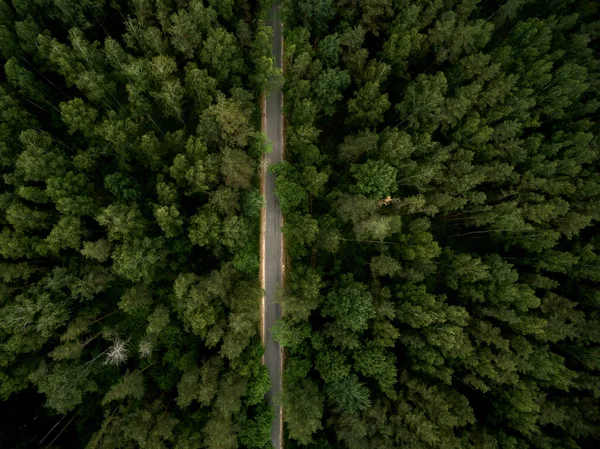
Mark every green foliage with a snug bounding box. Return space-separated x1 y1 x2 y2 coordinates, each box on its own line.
239 403 274 448
350 160 397 199
322 274 375 333
102 372 145 405
0 1 271 447
312 68 351 116
278 0 600 447
325 373 371 413
282 376 324 444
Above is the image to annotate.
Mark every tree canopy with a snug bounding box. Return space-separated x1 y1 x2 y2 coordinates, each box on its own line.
0 1 275 448
276 0 600 448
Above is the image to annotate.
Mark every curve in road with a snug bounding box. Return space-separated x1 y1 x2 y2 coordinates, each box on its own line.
261 2 284 449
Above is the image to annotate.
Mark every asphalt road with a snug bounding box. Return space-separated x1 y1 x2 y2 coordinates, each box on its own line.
263 2 284 449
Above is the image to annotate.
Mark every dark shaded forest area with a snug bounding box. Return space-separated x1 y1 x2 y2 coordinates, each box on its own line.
0 1 276 448
275 0 600 448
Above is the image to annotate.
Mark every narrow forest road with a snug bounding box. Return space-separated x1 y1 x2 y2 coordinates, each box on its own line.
261 1 284 449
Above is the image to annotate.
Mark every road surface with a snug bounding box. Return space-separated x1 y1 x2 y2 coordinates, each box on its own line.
262 2 284 449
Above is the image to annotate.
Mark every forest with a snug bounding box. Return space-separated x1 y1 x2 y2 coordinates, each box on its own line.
274 0 600 448
1 0 600 449
0 0 276 448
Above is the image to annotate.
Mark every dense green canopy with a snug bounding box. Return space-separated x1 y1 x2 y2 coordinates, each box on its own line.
1 0 599 448
277 0 600 448
0 1 275 448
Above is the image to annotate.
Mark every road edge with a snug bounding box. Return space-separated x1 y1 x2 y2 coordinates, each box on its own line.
261 4 285 447
279 16 286 449
259 90 267 359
